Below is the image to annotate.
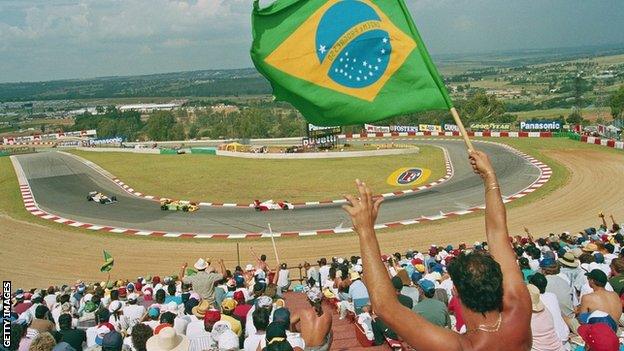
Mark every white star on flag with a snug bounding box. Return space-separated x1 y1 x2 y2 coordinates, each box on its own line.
319 45 326 54
381 49 386 54
382 37 388 43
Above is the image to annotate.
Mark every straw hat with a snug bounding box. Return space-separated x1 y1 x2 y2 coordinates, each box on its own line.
145 327 189 351
192 300 211 319
528 284 544 312
194 258 209 270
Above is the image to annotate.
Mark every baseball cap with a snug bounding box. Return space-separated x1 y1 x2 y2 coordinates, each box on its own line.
273 307 291 324
594 252 605 264
391 276 403 291
539 258 556 268
101 330 124 348
417 279 435 293
204 309 221 324
585 269 608 285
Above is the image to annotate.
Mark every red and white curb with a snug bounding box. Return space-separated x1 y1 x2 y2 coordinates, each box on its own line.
579 136 624 150
61 147 454 209
10 140 551 239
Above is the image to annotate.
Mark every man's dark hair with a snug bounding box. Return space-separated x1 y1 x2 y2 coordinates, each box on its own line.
252 307 271 331
35 305 49 319
579 253 595 264
110 290 119 301
32 295 43 304
58 314 72 330
265 339 294 351
155 289 166 304
131 323 153 351
318 258 327 266
260 254 267 262
59 294 70 304
10 322 25 350
528 273 548 294
160 312 176 325
447 252 503 313
605 243 615 254
167 283 176 296
96 308 111 324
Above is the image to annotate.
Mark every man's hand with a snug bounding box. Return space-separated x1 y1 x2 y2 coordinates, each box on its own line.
342 179 383 233
469 150 495 181
599 212 605 218
182 262 188 269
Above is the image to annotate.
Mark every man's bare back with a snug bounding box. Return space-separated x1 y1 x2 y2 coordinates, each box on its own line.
295 305 332 347
580 290 622 322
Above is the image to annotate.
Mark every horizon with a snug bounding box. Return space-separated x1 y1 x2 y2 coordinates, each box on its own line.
1 0 623 83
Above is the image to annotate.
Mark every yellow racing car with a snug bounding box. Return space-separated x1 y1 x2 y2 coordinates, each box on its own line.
160 199 199 212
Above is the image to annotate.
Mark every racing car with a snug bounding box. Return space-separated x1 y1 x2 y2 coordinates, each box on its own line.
87 191 117 204
252 199 295 211
160 199 199 212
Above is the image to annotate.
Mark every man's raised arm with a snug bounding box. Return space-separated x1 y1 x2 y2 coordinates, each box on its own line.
343 180 462 351
469 151 526 295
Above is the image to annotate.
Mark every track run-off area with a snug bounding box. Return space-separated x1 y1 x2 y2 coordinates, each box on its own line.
11 139 546 238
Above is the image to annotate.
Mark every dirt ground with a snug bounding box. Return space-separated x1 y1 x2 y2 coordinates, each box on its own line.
1 149 623 289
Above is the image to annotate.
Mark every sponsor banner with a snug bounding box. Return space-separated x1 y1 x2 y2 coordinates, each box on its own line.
519 120 562 131
308 124 341 138
469 123 511 131
364 124 390 133
387 167 431 186
444 124 459 132
1 129 97 145
390 125 419 133
418 124 442 132
89 137 123 145
303 134 338 148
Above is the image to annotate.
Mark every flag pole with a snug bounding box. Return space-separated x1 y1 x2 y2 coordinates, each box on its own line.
450 107 474 152
268 223 280 266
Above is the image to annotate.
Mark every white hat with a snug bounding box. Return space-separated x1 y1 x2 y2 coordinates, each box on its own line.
337 258 345 264
128 293 138 301
108 300 123 313
145 327 189 351
83 293 93 302
356 258 362 265
353 264 363 273
245 264 254 271
166 301 178 313
154 284 164 292
217 329 239 350
194 258 208 271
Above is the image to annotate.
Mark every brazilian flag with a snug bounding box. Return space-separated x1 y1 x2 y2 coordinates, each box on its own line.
251 0 452 126
100 250 114 273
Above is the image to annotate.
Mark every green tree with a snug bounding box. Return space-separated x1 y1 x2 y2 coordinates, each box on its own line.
609 86 624 120
145 111 185 141
566 112 584 125
458 92 516 124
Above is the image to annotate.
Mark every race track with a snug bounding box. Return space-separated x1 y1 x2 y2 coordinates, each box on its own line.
14 140 541 235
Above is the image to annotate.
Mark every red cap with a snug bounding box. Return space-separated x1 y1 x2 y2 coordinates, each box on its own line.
578 324 619 351
204 309 221 324
152 276 161 285
233 291 245 304
154 323 172 335
118 287 127 297
411 258 423 265
381 255 389 262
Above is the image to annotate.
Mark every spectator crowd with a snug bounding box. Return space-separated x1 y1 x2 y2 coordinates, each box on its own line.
4 213 624 351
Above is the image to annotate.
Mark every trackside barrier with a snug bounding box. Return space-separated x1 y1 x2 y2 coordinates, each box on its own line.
580 136 624 150
159 149 179 155
0 151 9 157
190 147 217 155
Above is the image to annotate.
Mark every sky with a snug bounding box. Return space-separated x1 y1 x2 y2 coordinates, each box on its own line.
0 0 623 83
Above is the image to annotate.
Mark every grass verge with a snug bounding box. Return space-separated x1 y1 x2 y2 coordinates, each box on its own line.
70 146 445 203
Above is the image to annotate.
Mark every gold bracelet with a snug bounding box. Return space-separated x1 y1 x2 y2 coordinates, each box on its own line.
486 186 500 192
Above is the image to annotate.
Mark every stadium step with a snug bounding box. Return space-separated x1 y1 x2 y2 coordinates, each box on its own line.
283 292 391 350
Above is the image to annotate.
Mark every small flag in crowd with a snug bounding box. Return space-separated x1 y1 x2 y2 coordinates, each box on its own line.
100 250 114 272
251 0 453 126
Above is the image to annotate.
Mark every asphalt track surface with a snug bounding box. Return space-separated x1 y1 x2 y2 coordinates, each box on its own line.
15 140 540 235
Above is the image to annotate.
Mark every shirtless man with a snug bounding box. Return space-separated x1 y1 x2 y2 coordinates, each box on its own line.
577 269 622 322
342 150 532 351
291 287 333 351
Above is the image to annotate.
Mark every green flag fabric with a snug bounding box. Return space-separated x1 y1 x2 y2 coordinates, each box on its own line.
100 250 114 273
251 0 452 126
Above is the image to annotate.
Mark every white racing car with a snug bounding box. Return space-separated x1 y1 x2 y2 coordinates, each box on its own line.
87 191 117 204
252 199 294 211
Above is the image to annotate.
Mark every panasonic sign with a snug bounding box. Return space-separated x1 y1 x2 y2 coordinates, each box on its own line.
520 120 562 131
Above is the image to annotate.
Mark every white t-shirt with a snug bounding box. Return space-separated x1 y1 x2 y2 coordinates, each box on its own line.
44 294 57 309
122 304 145 327
244 332 266 351
319 265 331 287
277 269 290 288
540 292 570 342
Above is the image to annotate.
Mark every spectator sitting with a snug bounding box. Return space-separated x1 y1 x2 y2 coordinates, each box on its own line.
31 305 55 334
86 308 114 348
29 332 56 351
528 273 570 344
527 284 564 351
263 321 304 351
244 307 271 351
127 323 153 351
277 263 291 293
108 300 129 333
577 269 622 324
58 313 86 350
273 307 305 349
210 320 239 350
519 257 535 283
577 323 619 351
220 298 243 337
233 291 252 325
186 300 213 350
347 271 369 314
143 307 160 330
391 275 413 310
395 269 419 307
540 258 578 332
413 279 450 328
290 287 332 350
122 293 145 328
608 257 624 295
